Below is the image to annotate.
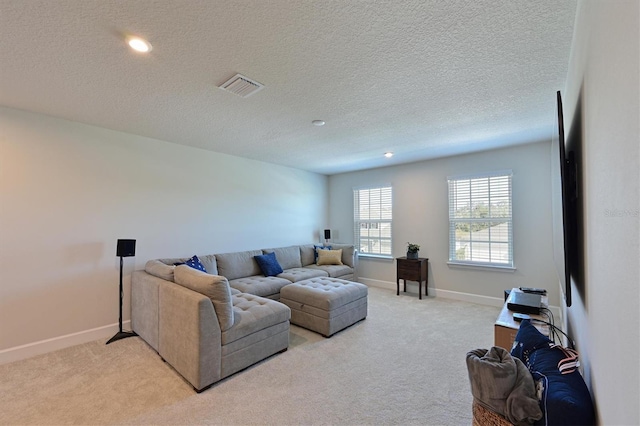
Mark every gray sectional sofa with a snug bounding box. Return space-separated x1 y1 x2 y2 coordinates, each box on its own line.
131 243 358 392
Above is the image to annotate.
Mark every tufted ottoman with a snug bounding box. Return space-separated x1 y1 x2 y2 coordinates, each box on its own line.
280 277 368 337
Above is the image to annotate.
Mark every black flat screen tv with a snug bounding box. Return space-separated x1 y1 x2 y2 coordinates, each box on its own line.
551 90 577 307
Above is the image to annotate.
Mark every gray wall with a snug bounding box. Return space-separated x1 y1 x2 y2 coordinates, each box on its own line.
328 141 559 306
562 1 639 424
0 107 328 361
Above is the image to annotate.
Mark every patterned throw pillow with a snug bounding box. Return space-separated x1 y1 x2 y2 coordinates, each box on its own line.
313 245 332 262
184 255 207 272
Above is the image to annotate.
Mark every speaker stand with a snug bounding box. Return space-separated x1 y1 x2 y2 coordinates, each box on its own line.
106 256 137 344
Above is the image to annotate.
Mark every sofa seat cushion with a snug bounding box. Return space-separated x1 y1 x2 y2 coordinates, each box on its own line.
222 293 291 346
278 267 328 282
220 321 289 381
304 264 354 278
229 275 292 298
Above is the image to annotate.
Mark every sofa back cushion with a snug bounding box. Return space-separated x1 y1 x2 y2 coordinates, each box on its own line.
173 265 234 331
300 244 316 266
330 244 355 267
262 245 302 270
215 250 263 281
145 260 176 281
196 254 218 275
157 254 218 275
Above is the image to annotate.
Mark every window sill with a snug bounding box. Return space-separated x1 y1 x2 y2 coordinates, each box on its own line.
447 261 516 272
358 253 394 261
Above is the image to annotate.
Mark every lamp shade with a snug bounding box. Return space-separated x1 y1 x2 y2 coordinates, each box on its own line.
324 229 331 240
116 239 136 257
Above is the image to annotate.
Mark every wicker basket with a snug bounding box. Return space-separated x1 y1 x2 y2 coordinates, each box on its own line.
472 400 513 426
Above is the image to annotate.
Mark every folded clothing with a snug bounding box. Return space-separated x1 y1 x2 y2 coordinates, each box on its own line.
466 346 542 425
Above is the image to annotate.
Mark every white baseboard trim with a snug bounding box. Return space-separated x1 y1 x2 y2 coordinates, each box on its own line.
358 277 395 290
359 278 561 319
0 321 131 365
434 287 506 307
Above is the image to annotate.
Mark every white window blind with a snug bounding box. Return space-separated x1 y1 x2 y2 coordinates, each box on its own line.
353 186 393 256
448 172 513 268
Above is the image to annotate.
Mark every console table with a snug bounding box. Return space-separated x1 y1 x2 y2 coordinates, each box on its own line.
396 257 429 299
494 288 549 349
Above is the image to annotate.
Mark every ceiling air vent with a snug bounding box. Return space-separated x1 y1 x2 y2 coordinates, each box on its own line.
218 73 264 98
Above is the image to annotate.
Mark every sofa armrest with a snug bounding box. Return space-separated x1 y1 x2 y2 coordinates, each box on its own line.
159 281 222 391
352 248 359 281
131 271 161 351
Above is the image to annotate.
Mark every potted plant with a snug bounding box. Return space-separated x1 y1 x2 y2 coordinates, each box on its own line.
407 242 420 259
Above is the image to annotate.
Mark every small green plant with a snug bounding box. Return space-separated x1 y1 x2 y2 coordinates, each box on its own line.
407 242 420 253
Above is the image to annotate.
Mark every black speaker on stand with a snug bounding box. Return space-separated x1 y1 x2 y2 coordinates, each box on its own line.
324 229 331 245
107 239 138 344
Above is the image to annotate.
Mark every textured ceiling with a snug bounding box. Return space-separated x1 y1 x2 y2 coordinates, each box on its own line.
0 0 577 175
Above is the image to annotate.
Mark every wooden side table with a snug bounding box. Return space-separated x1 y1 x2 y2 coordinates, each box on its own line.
396 257 429 299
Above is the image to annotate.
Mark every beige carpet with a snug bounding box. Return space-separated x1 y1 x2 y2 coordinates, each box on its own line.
0 287 499 425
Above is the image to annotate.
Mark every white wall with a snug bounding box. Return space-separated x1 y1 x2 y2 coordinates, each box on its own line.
329 141 559 306
563 1 639 424
0 107 328 362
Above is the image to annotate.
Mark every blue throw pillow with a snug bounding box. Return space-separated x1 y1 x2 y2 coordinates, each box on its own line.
313 245 332 262
512 320 595 426
511 319 552 362
254 252 283 277
184 255 207 273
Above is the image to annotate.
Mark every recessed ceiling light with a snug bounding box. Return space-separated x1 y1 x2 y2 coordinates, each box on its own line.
127 36 152 53
312 120 325 126
384 152 394 158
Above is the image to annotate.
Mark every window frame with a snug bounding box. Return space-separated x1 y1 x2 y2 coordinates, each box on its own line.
353 185 393 258
447 171 514 270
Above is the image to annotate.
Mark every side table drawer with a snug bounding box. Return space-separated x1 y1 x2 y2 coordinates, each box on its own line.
397 265 421 280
